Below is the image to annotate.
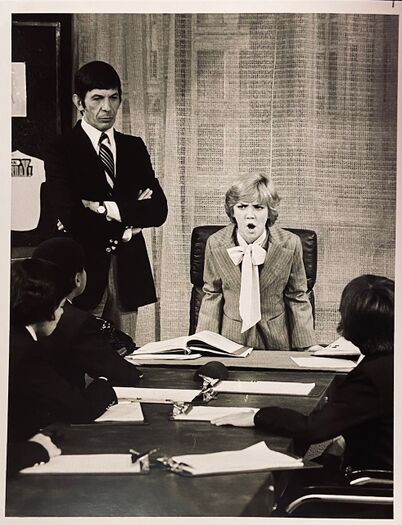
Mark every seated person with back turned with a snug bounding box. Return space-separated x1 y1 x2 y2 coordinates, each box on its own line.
8 258 117 475
212 274 394 480
196 173 320 350
32 236 142 388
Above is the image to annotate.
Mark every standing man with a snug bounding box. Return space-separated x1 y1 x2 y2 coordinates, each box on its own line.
44 61 168 337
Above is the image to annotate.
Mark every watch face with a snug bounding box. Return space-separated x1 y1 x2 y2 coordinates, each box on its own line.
97 205 106 215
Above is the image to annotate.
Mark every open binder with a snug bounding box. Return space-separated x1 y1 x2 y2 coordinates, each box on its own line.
131 330 253 359
156 441 308 477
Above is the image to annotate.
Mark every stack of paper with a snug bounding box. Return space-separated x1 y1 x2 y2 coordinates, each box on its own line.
291 356 358 371
314 337 361 357
165 441 304 476
20 454 142 474
95 401 144 423
214 380 315 396
113 387 200 404
172 406 258 422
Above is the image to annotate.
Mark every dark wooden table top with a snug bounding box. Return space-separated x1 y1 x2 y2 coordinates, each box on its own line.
6 366 335 517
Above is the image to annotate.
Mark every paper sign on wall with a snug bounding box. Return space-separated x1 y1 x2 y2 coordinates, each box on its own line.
12 62 27 117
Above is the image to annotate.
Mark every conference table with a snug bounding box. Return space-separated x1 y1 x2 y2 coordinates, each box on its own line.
6 354 341 517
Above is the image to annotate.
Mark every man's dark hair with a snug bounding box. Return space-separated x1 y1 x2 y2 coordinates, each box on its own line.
10 258 70 326
338 274 394 355
32 237 85 295
74 61 122 102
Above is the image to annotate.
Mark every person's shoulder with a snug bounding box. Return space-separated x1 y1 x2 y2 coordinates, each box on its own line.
269 225 300 246
207 224 233 245
56 301 92 334
114 130 145 146
359 352 393 373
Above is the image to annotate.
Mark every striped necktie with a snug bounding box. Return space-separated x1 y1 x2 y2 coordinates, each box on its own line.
98 132 115 189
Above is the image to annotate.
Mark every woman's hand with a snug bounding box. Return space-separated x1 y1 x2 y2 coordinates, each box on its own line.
303 344 324 352
29 433 62 459
211 409 257 427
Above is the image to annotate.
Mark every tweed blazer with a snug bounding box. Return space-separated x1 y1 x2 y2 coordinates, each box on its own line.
44 121 168 310
196 224 316 350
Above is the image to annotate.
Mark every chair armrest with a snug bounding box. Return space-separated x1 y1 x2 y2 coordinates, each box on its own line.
285 486 393 515
347 469 393 487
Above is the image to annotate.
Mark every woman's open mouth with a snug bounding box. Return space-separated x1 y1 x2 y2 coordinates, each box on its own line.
246 223 256 230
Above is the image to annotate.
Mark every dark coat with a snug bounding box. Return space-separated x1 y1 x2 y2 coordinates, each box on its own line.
254 352 393 470
8 325 117 442
38 301 141 388
44 121 168 310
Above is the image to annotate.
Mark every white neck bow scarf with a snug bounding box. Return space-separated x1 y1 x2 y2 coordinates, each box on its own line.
227 230 267 333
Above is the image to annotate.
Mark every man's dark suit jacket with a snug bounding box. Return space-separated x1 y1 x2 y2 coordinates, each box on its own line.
44 121 168 311
8 325 117 443
254 352 393 470
38 301 142 388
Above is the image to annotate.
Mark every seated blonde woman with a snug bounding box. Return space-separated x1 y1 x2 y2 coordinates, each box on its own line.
196 173 320 350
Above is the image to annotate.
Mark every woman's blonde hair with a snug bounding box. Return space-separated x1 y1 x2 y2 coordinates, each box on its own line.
225 173 281 226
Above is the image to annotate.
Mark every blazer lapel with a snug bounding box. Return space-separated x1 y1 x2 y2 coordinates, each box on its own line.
259 227 293 291
217 224 242 289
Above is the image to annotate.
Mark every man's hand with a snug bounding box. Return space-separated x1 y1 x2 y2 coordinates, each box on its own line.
210 409 257 428
81 199 100 213
304 345 324 352
122 226 142 243
57 219 66 232
137 188 152 200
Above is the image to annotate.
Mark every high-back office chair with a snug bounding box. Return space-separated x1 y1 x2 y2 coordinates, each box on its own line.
189 225 317 335
278 470 393 518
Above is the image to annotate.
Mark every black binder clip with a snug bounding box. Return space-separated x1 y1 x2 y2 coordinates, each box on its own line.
129 448 157 472
156 455 193 476
171 402 192 418
199 374 220 389
191 377 219 404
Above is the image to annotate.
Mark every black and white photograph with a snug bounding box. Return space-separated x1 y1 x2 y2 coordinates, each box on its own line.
2 0 400 520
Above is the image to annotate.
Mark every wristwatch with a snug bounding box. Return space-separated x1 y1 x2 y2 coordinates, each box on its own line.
96 202 107 215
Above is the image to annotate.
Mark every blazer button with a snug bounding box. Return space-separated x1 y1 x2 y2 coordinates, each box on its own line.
106 247 112 253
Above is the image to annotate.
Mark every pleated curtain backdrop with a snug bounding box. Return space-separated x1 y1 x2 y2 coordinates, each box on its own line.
74 13 397 346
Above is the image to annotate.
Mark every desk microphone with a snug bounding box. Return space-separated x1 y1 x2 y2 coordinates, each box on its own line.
193 361 228 383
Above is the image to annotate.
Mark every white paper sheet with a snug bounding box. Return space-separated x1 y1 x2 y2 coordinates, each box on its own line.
168 441 303 476
314 336 361 357
173 405 259 421
95 401 144 422
113 387 200 403
291 356 357 370
214 380 315 395
20 454 142 474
